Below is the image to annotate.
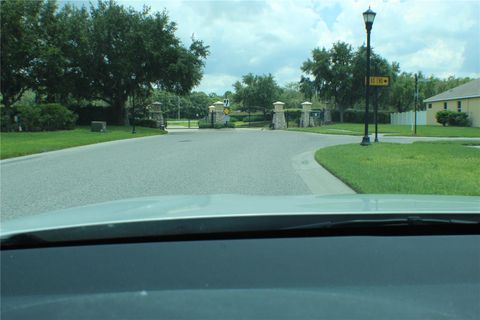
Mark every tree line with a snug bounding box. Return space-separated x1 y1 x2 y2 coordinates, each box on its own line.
2 1 471 125
230 41 472 122
1 0 209 124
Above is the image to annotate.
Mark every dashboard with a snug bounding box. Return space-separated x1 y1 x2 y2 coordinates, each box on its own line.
2 234 479 319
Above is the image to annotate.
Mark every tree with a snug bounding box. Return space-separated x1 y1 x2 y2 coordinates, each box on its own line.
389 72 415 112
188 91 210 118
233 73 280 115
0 0 44 107
30 0 66 103
52 3 93 103
301 41 354 122
61 0 209 124
351 45 397 111
279 82 303 109
299 76 315 101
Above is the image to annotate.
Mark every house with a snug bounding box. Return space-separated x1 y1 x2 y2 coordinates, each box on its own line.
424 78 480 127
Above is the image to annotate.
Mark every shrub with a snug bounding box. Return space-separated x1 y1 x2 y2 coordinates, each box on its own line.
38 104 77 130
1 106 17 131
198 120 234 129
448 112 471 127
331 109 390 123
230 114 269 122
16 105 42 131
436 110 452 126
1 104 77 132
213 122 234 129
198 119 212 128
436 110 471 127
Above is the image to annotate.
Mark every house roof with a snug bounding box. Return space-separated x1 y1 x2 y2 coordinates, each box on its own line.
423 78 480 103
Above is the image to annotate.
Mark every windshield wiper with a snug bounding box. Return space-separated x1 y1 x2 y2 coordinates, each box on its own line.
282 216 480 230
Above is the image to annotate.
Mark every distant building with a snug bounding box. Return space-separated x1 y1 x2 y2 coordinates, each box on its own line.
423 78 480 127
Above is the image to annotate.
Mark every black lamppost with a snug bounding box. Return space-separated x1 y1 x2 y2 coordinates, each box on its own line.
131 74 136 134
361 7 376 146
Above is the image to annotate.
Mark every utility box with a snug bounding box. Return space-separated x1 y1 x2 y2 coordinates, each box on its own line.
91 121 107 132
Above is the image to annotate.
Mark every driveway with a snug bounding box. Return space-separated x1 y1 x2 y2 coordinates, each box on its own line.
1 129 358 221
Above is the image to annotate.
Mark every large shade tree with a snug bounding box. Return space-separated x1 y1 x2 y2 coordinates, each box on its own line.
301 41 354 122
86 0 208 124
0 0 44 107
1 0 209 125
233 73 280 116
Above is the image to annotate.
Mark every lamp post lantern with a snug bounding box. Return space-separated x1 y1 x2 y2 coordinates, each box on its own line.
361 7 376 146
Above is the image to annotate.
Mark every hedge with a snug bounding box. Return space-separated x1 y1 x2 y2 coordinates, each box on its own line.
230 114 269 122
198 120 235 129
331 109 390 123
436 110 471 127
1 104 77 132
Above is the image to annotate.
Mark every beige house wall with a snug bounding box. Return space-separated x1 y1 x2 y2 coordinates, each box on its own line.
425 97 480 127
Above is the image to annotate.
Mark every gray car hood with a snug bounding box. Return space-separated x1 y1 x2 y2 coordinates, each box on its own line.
1 194 479 237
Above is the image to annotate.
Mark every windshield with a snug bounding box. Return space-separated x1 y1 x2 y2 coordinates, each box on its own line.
1 0 479 222
1 1 480 319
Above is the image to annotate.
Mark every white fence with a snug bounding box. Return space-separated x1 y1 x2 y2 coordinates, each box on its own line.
390 111 426 125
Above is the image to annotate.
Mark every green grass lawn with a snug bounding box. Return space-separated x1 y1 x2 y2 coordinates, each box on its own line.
0 126 166 159
315 141 480 196
290 123 480 137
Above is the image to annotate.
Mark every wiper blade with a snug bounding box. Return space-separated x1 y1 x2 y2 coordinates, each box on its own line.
282 216 480 230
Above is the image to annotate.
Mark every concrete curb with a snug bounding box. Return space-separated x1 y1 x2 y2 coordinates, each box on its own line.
292 150 356 195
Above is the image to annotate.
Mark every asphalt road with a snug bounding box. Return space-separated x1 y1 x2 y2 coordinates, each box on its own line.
1 129 364 221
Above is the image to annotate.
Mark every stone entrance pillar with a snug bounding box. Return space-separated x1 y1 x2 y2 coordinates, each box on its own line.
301 101 313 127
213 101 225 124
149 101 164 128
272 101 286 130
208 105 215 124
324 109 332 124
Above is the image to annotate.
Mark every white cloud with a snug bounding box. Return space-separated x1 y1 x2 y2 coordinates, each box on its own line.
195 73 239 94
113 0 479 93
274 66 302 86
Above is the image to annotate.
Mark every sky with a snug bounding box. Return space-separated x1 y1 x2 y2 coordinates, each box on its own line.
64 0 480 95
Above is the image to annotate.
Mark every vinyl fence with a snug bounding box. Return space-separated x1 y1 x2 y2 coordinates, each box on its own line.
390 111 426 125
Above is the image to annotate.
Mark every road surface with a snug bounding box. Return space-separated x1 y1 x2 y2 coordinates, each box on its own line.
1 129 363 220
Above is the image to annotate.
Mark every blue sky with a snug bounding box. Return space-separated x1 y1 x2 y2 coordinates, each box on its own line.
64 0 480 95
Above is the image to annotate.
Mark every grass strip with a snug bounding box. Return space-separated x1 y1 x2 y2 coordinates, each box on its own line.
0 126 166 159
314 141 480 196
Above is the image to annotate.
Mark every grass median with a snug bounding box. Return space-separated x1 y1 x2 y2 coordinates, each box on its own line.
290 124 480 137
0 126 166 159
315 140 480 196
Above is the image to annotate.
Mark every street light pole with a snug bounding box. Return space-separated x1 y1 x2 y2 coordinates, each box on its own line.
131 91 136 134
131 74 136 134
414 73 418 135
374 63 379 142
177 96 180 120
361 7 376 146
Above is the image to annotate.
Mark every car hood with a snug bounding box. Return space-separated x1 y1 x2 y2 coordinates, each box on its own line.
1 194 479 237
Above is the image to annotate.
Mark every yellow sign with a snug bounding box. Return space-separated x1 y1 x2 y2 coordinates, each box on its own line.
223 107 231 115
369 76 390 86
